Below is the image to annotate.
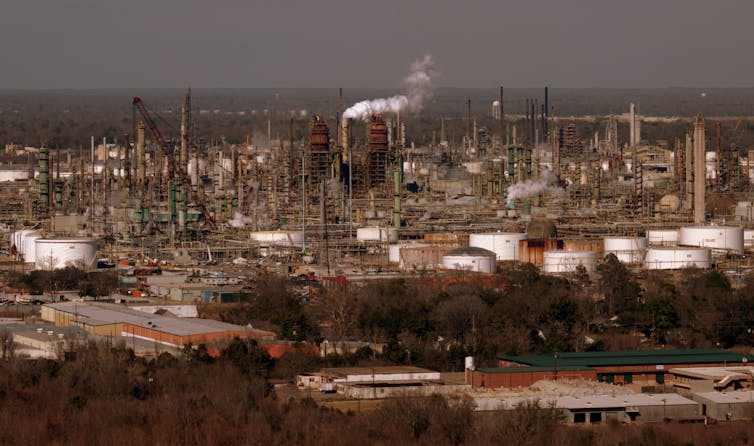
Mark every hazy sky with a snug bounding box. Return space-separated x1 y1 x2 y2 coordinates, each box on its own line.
2 0 753 89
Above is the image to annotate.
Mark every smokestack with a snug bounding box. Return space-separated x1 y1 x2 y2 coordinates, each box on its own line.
685 132 693 209
694 116 706 223
341 118 350 163
524 99 530 146
716 121 721 189
544 86 549 138
532 99 537 146
467 99 472 142
541 104 546 145
180 100 188 171
553 125 560 180
500 86 505 147
629 103 636 147
393 170 401 228
39 146 49 218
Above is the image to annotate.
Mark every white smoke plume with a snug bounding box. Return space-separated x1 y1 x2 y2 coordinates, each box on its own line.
343 54 437 121
506 169 563 205
229 180 272 229
228 212 253 229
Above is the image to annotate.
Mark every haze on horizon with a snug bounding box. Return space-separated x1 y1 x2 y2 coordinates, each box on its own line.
1 0 752 90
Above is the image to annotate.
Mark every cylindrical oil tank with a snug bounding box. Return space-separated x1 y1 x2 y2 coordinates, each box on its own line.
744 230 754 249
250 230 304 247
469 232 528 261
442 247 496 273
563 239 604 259
679 225 744 254
519 239 563 267
646 229 679 246
34 238 98 270
356 226 398 243
603 236 648 264
542 250 597 274
644 247 711 270
11 230 29 255
23 233 41 264
11 230 41 263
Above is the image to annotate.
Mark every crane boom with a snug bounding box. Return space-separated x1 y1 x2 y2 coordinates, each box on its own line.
132 96 217 230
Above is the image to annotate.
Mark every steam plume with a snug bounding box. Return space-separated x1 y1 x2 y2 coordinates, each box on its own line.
343 54 437 121
506 169 563 205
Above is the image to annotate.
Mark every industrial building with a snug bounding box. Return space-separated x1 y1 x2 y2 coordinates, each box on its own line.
671 366 754 392
475 393 701 424
41 301 275 347
466 349 754 388
690 391 754 421
296 366 469 399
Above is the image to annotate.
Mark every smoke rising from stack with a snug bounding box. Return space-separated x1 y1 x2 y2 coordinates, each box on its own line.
343 54 437 121
506 169 563 205
228 180 271 229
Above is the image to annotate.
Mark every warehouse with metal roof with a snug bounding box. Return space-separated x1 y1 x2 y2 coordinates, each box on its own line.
41 301 275 348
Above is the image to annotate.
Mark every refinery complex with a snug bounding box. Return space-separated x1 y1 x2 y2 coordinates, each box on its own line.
4 79 754 282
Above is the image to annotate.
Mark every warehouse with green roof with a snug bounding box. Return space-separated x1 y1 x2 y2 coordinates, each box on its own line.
466 349 754 388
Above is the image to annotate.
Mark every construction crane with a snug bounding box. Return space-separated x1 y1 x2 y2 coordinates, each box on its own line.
132 97 217 230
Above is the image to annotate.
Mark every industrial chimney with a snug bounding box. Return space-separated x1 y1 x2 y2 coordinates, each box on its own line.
685 132 693 210
693 116 706 223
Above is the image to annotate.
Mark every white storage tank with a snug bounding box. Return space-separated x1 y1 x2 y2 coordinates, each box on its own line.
542 250 597 274
678 225 744 254
11 230 41 263
469 232 528 261
22 233 41 264
603 237 647 264
34 238 98 270
644 247 711 270
441 247 496 273
356 226 398 243
646 229 679 246
250 230 303 247
744 230 754 249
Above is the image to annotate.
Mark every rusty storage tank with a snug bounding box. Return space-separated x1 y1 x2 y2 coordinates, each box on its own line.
519 239 563 267
520 217 561 267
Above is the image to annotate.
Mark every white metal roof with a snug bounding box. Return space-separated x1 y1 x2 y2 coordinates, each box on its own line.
45 301 257 337
475 393 696 411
